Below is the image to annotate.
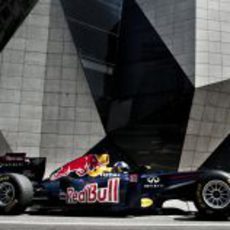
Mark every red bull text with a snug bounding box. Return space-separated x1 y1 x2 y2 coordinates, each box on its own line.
66 178 120 204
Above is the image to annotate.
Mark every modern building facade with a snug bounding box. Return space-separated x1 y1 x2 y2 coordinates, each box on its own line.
0 0 230 176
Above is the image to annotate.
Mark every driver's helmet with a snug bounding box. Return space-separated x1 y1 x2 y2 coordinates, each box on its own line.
113 161 130 173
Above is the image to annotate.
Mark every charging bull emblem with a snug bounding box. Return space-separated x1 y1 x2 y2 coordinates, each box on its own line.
66 178 120 204
50 153 111 180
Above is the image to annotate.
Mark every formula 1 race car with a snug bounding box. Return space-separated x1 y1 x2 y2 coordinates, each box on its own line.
0 152 229 218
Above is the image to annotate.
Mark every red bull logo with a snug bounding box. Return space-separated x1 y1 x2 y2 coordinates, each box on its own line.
66 178 120 204
51 165 88 181
50 154 100 180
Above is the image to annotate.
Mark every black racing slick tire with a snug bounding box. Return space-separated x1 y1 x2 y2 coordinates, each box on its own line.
194 176 230 219
0 173 33 214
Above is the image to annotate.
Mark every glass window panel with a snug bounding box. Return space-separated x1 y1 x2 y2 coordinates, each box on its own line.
68 21 119 64
61 0 123 34
107 0 194 171
0 0 38 51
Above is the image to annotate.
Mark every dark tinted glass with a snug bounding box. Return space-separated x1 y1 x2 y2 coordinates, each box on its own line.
84 68 113 124
106 0 194 170
68 21 119 64
0 0 38 51
61 0 123 34
61 0 123 126
62 0 194 171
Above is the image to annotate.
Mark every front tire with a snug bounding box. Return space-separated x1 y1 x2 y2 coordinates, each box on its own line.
195 177 230 219
0 174 33 214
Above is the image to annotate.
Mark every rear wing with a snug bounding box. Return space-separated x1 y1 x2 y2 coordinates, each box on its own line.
0 153 46 182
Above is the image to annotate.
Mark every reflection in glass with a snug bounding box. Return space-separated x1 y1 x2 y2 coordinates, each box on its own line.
61 0 123 33
68 21 119 64
61 0 195 171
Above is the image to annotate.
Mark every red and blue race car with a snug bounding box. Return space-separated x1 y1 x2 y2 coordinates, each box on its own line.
0 152 229 218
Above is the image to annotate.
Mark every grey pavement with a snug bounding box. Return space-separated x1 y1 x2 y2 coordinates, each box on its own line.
0 214 229 230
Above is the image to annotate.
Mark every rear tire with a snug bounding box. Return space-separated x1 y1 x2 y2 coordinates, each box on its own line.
0 174 33 214
194 177 230 219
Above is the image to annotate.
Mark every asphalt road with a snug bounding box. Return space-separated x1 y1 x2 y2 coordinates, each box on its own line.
0 213 229 230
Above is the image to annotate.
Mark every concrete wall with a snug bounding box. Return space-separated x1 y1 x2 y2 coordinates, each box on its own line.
136 0 196 84
180 0 230 170
1 0 230 173
0 0 105 176
196 0 230 87
137 0 230 171
0 0 50 156
40 0 105 175
180 82 230 170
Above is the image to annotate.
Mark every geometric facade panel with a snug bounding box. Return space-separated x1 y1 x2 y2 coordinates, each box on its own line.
136 0 196 86
1 0 229 175
0 0 50 159
0 0 106 176
180 79 230 171
195 0 230 87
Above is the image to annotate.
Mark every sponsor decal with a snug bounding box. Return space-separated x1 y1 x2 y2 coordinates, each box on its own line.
5 155 24 162
75 165 89 177
144 177 164 188
51 154 101 180
144 184 164 189
0 176 10 182
147 177 160 184
66 178 120 204
129 174 138 183
0 162 23 167
101 173 121 177
53 164 89 180
141 198 154 208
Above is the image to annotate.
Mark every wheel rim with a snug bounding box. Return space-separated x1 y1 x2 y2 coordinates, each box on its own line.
202 180 230 209
0 182 15 207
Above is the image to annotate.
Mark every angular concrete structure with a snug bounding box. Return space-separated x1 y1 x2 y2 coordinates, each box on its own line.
136 0 196 85
180 0 230 170
0 0 105 176
196 0 230 87
134 0 230 171
0 0 230 175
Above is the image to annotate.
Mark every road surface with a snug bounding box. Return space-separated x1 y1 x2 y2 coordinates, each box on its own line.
0 213 229 230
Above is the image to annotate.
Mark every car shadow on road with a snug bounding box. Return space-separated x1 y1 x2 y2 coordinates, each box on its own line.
174 215 230 222
26 207 193 218
26 207 230 221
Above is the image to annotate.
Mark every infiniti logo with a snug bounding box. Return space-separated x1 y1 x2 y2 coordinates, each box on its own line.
147 177 160 184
